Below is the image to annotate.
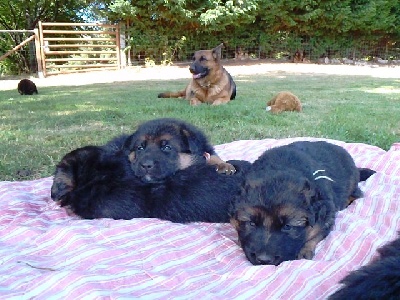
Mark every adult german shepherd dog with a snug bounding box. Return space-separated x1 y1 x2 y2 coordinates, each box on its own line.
158 43 236 105
51 118 249 222
230 141 376 265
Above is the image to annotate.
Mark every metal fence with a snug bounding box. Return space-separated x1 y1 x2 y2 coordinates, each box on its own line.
126 36 400 67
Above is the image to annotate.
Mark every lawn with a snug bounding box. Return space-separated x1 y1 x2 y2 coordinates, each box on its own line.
1 66 399 181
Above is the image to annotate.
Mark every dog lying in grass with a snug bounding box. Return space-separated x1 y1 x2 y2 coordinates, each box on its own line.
230 141 375 265
266 91 302 114
158 43 236 105
17 79 38 95
51 118 249 222
329 234 400 299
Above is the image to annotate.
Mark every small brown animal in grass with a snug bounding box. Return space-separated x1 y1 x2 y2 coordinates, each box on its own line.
158 43 236 106
230 141 376 265
266 91 302 114
17 79 38 95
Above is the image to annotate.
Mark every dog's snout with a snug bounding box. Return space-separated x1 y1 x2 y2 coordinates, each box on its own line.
140 160 155 171
189 64 196 74
253 252 281 266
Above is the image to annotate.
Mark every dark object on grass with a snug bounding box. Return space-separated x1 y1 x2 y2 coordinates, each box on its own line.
17 79 38 95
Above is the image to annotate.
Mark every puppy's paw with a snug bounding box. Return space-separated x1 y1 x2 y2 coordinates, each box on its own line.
216 162 236 175
297 247 315 260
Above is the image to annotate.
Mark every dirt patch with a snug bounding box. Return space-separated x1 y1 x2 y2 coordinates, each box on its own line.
1 60 399 91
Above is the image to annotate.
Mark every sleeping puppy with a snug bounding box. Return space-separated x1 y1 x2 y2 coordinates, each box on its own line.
329 234 400 299
51 118 250 222
51 138 149 220
17 79 38 95
230 141 376 265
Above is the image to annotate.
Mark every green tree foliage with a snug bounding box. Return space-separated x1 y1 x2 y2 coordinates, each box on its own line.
0 0 87 74
96 0 399 53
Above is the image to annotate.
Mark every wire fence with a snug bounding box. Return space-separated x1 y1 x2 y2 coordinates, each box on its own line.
127 36 400 67
2 30 400 76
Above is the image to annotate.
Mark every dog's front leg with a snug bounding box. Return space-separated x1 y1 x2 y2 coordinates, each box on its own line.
297 224 325 260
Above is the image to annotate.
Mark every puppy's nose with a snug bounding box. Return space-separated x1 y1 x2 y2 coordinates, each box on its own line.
140 160 154 171
255 253 281 265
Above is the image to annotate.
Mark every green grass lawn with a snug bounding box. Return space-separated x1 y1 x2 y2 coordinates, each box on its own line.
1 71 399 181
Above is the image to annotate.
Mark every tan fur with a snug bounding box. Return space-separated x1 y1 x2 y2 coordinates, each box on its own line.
158 44 236 106
207 153 236 174
266 91 302 114
299 224 324 259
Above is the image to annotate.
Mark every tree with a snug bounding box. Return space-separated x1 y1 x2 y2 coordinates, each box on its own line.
0 0 87 73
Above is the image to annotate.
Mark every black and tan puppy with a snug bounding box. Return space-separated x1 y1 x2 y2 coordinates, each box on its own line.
158 43 236 105
51 118 250 222
230 141 375 265
127 118 236 175
51 141 149 220
17 79 38 95
329 234 400 300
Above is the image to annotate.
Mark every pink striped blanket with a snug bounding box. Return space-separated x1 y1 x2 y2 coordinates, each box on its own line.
1 137 399 299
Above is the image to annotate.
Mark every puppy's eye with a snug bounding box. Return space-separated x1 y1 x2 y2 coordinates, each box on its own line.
282 224 292 232
248 221 256 227
136 145 144 151
161 145 172 151
200 56 207 61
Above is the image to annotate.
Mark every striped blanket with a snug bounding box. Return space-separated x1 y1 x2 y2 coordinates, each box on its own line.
1 137 399 299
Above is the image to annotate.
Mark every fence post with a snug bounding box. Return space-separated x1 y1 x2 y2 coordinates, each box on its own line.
116 23 121 69
38 21 47 77
33 28 44 78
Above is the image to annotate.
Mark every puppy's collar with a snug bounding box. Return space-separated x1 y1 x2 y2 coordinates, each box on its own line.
313 169 334 182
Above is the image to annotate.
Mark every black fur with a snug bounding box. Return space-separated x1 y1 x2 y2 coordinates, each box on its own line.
329 234 400 300
51 118 250 223
17 79 38 95
230 141 375 265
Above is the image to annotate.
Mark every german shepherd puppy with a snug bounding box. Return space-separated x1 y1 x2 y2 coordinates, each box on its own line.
17 79 38 95
158 43 236 105
51 118 249 222
329 234 400 299
230 141 376 265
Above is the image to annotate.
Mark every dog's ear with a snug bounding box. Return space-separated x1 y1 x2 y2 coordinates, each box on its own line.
299 179 319 226
212 43 224 61
181 128 202 154
300 179 317 205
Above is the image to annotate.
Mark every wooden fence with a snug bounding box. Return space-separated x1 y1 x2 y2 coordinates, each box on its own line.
0 29 43 75
37 22 121 77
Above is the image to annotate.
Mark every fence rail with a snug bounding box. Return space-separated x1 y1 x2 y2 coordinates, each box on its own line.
38 21 121 77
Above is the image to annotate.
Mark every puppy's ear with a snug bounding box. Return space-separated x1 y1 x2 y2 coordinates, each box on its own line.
123 134 134 150
181 129 202 154
300 179 318 226
300 179 318 205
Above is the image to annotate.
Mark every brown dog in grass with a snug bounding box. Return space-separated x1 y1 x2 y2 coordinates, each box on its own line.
230 141 376 265
158 43 236 105
266 91 302 114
